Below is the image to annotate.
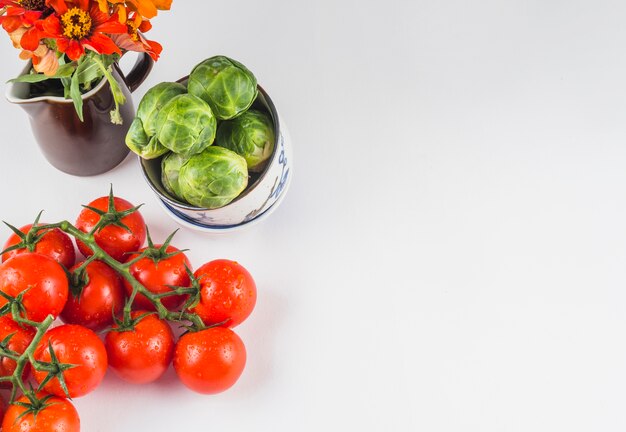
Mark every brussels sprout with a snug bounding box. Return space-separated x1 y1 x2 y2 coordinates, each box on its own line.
155 94 217 157
125 82 186 159
188 56 258 120
178 147 248 209
161 152 189 200
216 109 275 172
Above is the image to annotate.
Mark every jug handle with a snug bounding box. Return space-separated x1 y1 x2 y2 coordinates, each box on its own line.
123 52 154 93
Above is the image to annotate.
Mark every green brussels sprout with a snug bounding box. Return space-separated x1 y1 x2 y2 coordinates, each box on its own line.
178 146 248 209
216 109 275 172
161 152 189 200
155 94 217 157
188 56 258 120
125 82 186 159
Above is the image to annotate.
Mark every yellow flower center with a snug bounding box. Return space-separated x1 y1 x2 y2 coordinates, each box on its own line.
61 7 92 40
18 0 46 10
127 21 139 41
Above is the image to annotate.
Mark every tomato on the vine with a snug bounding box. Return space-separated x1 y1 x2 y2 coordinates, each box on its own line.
190 259 257 328
125 245 191 311
105 312 175 384
60 260 125 332
33 324 107 398
2 224 75 269
75 196 146 262
0 395 5 425
0 253 69 322
0 315 35 385
2 393 79 432
174 327 247 394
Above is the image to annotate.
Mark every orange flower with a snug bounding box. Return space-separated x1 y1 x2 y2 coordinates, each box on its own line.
31 47 60 75
97 0 171 20
111 12 161 60
9 26 59 75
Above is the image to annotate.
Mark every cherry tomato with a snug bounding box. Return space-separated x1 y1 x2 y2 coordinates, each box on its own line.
105 311 175 384
0 315 35 386
75 196 146 262
190 260 257 328
60 260 125 332
125 245 191 311
0 395 5 425
2 224 75 269
33 324 107 398
174 327 247 394
0 253 69 322
2 393 79 432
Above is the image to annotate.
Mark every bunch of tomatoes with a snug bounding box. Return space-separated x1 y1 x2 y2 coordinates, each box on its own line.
0 190 257 431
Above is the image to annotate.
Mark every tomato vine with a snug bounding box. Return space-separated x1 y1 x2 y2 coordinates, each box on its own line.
0 189 207 407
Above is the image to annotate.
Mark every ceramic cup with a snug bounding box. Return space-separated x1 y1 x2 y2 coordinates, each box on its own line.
140 85 293 232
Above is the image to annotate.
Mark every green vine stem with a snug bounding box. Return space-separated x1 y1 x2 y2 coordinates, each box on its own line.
0 315 55 403
0 199 208 407
24 220 205 330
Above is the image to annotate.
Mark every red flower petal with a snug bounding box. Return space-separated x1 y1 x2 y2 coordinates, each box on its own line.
2 15 22 32
89 2 117 27
110 33 141 52
22 10 42 25
66 39 84 60
46 0 68 15
112 32 162 61
140 35 162 60
56 36 69 52
94 18 127 34
41 14 62 37
138 20 152 33
6 6 25 16
84 32 121 56
20 27 42 51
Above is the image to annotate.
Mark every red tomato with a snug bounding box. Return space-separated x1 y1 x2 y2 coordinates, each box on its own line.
0 253 69 322
105 312 175 384
174 327 247 394
0 315 35 386
125 245 191 311
75 196 146 262
0 395 5 425
190 260 257 328
2 393 79 432
2 224 75 269
60 260 125 332
33 325 107 398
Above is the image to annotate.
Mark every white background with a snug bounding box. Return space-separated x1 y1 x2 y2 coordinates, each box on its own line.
1 0 626 430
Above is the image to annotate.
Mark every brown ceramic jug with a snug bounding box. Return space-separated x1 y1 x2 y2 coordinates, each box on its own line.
5 53 153 176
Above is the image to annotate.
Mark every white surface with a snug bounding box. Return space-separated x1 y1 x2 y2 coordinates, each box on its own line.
1 1 626 431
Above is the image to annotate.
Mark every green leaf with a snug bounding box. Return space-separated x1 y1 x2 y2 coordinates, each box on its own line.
61 77 71 99
8 73 50 84
69 72 84 122
75 55 104 86
92 54 126 125
53 63 76 78
8 64 76 84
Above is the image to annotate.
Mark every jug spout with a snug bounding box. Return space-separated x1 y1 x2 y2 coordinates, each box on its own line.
5 78 43 117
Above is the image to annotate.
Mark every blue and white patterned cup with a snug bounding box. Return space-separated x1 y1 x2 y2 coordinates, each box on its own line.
140 85 292 232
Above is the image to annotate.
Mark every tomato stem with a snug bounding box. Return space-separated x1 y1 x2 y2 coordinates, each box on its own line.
7 315 55 403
